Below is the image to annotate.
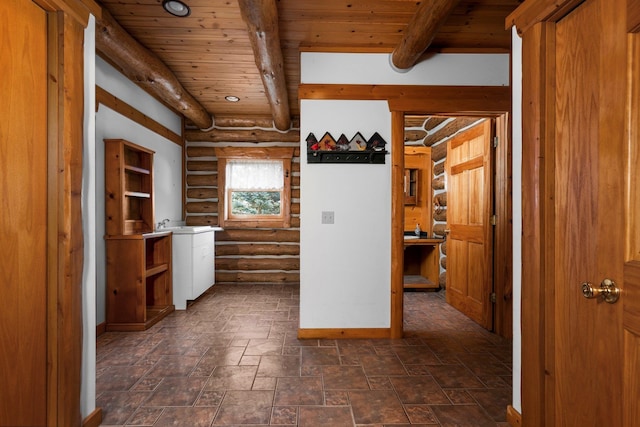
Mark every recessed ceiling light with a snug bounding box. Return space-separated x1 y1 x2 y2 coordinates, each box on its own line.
162 0 191 17
225 96 240 102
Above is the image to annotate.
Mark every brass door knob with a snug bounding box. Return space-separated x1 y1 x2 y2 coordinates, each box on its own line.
581 278 620 304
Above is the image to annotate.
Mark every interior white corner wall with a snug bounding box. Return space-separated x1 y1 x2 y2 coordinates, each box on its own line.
81 15 96 421
511 27 523 414
298 51 510 332
95 58 183 326
299 100 392 328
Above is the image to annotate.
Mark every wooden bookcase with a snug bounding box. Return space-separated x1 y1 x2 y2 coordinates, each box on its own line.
105 233 174 331
104 138 173 331
104 138 155 236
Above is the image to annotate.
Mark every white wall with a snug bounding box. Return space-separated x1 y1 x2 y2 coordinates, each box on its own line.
299 52 509 330
302 53 509 86
300 101 392 328
81 16 96 420
94 57 183 325
511 28 523 414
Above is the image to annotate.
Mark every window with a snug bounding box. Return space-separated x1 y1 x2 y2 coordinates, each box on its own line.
216 147 294 228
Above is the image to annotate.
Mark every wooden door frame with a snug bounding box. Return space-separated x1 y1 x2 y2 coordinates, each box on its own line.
28 0 100 425
507 1 585 425
508 0 640 424
389 108 512 340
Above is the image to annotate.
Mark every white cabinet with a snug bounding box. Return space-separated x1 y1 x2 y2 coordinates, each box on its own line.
170 226 221 310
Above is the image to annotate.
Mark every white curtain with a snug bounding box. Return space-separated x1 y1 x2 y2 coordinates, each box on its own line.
226 160 283 190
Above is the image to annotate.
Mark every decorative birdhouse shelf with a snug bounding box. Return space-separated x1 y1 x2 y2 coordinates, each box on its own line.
306 132 388 164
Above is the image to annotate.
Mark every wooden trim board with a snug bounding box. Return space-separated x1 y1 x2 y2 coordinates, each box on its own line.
82 408 102 427
506 405 522 426
297 328 391 340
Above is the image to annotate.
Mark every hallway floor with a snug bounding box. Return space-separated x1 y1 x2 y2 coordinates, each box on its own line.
97 284 512 426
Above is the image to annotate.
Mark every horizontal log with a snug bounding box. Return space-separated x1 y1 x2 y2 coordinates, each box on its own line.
216 271 299 283
187 161 216 171
292 176 300 187
217 228 299 243
216 243 299 256
431 142 447 162
424 118 479 147
434 192 448 207
439 272 447 288
405 129 427 143
185 128 300 143
440 256 447 269
433 161 445 176
432 176 445 190
291 189 300 199
291 203 300 215
187 146 216 158
433 223 448 237
187 188 217 199
433 209 447 222
424 117 448 132
212 117 279 128
186 215 219 226
186 201 218 213
187 174 217 187
440 240 447 255
405 116 427 128
290 216 300 228
216 257 299 271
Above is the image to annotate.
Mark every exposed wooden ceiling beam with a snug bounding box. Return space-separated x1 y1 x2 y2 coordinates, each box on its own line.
95 9 213 130
391 0 462 70
238 0 291 131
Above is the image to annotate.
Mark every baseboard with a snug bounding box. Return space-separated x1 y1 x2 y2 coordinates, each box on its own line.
82 407 102 427
297 328 390 339
507 405 522 426
96 322 106 337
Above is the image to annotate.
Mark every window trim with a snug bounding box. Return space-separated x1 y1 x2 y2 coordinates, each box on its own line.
215 147 294 228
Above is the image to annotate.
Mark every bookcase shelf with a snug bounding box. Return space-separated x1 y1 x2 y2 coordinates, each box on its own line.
105 138 155 236
104 138 173 331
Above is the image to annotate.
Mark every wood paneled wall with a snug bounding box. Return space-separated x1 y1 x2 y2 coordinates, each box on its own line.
185 133 300 284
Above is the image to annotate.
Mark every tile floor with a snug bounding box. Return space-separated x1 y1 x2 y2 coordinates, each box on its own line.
97 284 512 426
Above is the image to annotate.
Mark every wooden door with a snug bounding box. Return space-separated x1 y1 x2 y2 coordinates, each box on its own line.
624 27 640 427
0 0 89 424
513 0 640 424
552 1 625 423
445 120 494 329
0 0 48 424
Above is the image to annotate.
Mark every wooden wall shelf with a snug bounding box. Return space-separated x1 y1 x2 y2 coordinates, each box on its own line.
307 150 387 164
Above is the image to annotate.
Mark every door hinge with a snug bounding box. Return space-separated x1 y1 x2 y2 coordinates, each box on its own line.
490 292 497 303
493 136 499 148
490 214 497 225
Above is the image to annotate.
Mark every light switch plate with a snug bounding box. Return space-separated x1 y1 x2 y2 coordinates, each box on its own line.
321 211 335 224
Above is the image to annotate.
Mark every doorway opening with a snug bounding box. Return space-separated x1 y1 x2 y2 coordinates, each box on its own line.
391 111 512 340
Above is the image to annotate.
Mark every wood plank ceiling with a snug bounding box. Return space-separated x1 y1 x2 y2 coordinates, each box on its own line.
97 0 522 129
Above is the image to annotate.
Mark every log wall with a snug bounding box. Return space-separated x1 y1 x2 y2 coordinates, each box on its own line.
185 126 301 284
